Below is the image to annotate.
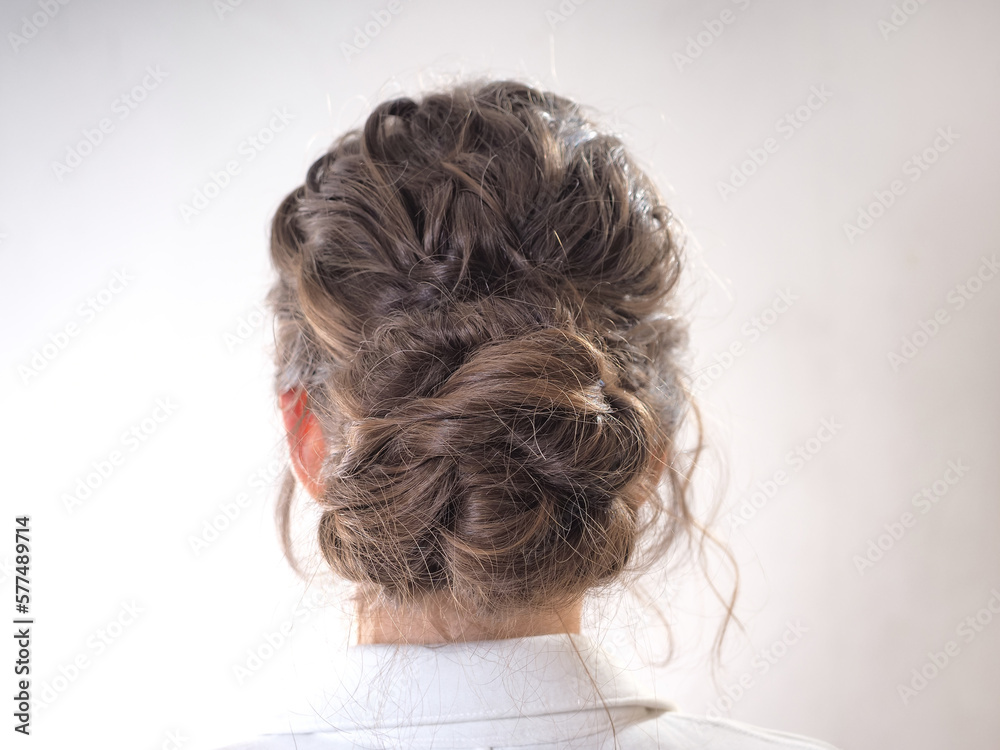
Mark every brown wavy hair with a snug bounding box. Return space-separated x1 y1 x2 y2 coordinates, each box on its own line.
267 79 731 646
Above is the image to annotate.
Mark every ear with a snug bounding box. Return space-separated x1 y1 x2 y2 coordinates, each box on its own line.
279 389 327 500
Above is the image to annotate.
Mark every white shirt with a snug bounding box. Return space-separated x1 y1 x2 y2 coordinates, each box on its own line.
215 632 839 749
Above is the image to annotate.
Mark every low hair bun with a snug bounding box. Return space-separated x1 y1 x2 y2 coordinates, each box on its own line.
319 325 659 617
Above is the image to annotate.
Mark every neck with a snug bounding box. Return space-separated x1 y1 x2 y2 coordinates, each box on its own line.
356 597 583 645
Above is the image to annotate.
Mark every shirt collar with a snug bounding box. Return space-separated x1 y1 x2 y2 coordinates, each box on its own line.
266 632 676 745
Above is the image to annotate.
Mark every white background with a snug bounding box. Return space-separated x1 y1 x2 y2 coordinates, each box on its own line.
1 1 998 749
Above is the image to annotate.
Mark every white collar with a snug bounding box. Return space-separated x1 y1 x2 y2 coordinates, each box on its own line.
260 632 677 746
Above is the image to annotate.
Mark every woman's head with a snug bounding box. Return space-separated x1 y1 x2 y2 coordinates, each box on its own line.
268 79 701 637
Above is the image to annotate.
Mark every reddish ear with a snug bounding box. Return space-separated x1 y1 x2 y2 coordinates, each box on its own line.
279 389 326 499
279 388 308 433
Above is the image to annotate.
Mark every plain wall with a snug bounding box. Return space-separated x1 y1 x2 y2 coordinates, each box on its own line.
1 1 998 748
